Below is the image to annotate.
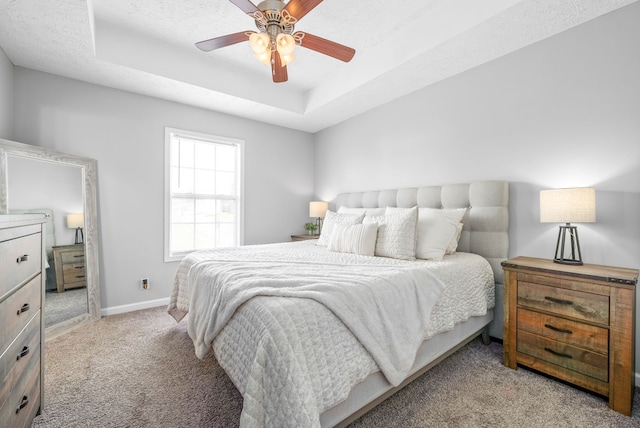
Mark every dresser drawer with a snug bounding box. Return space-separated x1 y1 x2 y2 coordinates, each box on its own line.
518 330 608 382
0 346 41 428
0 312 40 408
517 308 609 354
0 230 42 298
0 275 42 355
517 281 609 325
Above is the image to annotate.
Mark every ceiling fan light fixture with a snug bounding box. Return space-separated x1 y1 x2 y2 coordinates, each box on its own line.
276 33 295 55
254 50 272 65
196 0 356 82
249 32 271 54
279 51 296 66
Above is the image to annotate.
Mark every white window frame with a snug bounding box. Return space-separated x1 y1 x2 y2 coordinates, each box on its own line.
164 127 244 262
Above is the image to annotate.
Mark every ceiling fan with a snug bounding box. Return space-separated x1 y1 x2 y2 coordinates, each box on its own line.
195 0 356 83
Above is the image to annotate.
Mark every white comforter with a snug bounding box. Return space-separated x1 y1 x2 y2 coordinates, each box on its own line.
168 241 494 427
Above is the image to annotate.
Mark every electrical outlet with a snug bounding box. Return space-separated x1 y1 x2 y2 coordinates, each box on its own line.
141 278 149 290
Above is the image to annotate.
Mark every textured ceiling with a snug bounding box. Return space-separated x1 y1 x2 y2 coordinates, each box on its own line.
0 0 637 132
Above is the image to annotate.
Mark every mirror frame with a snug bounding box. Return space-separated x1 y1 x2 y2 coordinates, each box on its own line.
0 139 101 338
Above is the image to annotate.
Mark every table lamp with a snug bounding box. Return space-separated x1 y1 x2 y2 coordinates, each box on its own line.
540 187 595 265
67 213 84 244
309 201 328 235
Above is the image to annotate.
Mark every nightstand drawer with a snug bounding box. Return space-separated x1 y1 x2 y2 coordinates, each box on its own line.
517 308 608 354
62 263 86 284
517 281 609 325
518 330 608 382
60 250 84 264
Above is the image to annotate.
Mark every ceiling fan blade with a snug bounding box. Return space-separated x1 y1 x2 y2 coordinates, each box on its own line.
229 0 259 14
271 51 288 83
294 32 355 62
284 0 323 21
195 32 252 52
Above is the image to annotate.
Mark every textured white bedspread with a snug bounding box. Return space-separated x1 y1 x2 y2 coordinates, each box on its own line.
168 242 494 427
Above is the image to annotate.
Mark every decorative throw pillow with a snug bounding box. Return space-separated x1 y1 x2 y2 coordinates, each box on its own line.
338 206 386 217
327 223 378 256
415 208 466 260
362 206 418 260
317 211 365 246
445 222 464 255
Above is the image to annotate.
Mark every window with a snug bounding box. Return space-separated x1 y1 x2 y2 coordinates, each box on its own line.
164 128 244 262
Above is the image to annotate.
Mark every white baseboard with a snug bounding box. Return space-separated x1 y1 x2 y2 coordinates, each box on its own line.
101 297 169 317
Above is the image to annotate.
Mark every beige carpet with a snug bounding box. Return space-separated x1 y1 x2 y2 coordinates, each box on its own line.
32 306 640 428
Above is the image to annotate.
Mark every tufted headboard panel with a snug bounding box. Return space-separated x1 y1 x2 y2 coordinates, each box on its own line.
334 181 509 285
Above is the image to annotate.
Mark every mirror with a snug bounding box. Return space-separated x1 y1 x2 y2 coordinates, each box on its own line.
0 139 101 339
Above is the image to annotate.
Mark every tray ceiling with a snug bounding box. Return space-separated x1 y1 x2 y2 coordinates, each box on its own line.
0 0 636 132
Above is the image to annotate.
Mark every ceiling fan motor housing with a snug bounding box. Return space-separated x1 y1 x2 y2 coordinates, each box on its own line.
255 0 296 42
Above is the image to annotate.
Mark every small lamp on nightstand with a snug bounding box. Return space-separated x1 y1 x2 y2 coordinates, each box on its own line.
540 187 596 265
309 201 328 235
67 213 84 245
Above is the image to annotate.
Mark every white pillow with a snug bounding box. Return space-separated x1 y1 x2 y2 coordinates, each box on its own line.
317 211 365 247
327 223 378 256
362 207 418 260
338 206 386 216
415 208 466 260
445 222 464 255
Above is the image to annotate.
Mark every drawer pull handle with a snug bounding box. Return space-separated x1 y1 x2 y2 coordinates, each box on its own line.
16 254 29 263
545 296 573 305
16 395 29 414
75 265 85 269
544 324 573 335
73 255 83 258
17 346 30 361
76 275 86 279
16 303 30 315
544 347 572 359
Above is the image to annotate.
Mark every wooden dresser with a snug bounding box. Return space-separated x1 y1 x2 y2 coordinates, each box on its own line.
0 217 45 427
502 256 638 416
53 244 86 292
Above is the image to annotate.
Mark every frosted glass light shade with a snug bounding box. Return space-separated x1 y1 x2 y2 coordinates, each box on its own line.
279 52 295 66
276 33 295 55
254 50 271 65
309 201 328 218
540 188 596 223
249 32 271 54
67 213 84 229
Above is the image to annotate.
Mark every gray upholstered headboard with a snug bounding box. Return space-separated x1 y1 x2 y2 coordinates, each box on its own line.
333 181 509 286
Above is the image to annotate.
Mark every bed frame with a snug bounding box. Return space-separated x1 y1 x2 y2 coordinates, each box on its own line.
322 181 509 427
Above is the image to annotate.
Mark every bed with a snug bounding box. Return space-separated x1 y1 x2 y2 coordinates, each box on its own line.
168 181 509 427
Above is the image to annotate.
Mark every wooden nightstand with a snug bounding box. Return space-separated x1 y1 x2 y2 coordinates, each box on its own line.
52 244 86 292
291 234 319 242
502 256 638 415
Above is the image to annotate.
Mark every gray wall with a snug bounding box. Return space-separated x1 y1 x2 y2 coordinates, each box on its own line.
12 68 315 311
0 47 13 140
315 2 640 354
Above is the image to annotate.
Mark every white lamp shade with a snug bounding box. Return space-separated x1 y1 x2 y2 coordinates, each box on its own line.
309 201 328 218
67 213 84 229
540 188 596 223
